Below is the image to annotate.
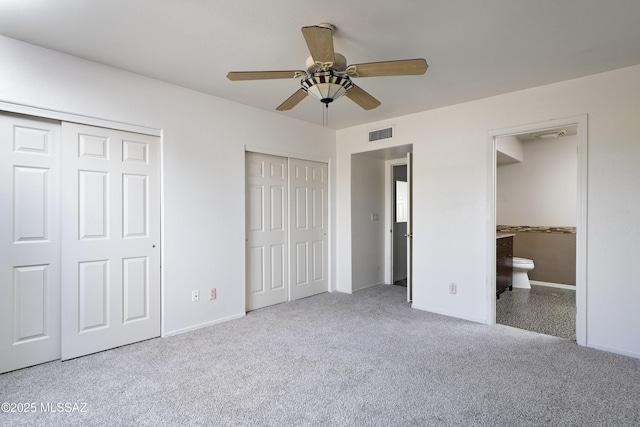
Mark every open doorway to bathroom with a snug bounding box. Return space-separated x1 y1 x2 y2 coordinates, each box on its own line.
491 116 587 344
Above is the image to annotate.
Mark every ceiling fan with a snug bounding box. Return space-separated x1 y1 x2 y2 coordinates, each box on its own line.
227 23 428 111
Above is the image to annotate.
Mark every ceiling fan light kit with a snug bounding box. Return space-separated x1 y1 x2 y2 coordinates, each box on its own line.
227 23 428 113
301 69 354 105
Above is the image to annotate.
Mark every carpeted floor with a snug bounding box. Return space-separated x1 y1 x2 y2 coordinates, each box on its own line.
497 284 576 340
1 285 639 426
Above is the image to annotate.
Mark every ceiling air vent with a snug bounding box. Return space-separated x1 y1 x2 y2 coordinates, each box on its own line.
533 129 567 139
368 126 394 143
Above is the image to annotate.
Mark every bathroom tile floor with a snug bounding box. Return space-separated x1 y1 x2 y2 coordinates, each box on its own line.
496 284 576 340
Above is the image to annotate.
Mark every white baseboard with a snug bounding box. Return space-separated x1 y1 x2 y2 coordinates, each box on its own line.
588 343 640 360
530 280 576 290
411 303 486 324
353 281 385 292
161 312 246 338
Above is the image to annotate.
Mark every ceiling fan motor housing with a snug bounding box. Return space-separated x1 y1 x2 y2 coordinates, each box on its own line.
305 53 348 73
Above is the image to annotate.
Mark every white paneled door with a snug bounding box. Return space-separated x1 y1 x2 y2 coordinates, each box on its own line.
245 153 328 311
0 113 62 373
289 158 328 301
1 115 160 372
245 153 288 311
60 123 160 360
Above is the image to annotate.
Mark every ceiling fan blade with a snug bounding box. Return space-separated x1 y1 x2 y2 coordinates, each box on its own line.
347 59 428 77
301 25 336 65
346 85 381 110
276 89 308 111
227 70 305 81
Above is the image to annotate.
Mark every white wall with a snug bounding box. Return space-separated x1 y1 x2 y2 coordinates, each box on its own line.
336 65 640 358
0 36 336 336
497 135 577 226
496 135 523 163
350 154 386 290
4 35 639 359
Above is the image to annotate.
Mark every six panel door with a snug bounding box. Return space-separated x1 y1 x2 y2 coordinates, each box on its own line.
0 113 61 374
289 158 328 301
245 152 288 310
60 123 160 361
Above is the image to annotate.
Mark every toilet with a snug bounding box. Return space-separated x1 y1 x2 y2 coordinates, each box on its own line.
512 257 535 289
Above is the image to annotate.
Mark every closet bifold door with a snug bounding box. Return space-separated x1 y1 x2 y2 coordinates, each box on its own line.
0 113 62 374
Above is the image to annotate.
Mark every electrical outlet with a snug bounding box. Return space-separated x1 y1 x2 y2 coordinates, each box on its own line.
210 288 216 300
192 290 199 302
449 283 457 294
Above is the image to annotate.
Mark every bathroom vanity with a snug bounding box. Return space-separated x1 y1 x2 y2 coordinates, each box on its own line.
496 233 514 299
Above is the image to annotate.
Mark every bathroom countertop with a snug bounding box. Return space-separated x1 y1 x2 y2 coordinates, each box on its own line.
496 232 516 239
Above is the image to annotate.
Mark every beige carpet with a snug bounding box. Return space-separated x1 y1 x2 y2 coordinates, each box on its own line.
1 285 639 426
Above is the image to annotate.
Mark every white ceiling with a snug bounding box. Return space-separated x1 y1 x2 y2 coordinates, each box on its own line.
1 0 640 129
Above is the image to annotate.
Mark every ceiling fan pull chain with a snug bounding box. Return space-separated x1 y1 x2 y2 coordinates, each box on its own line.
323 103 329 127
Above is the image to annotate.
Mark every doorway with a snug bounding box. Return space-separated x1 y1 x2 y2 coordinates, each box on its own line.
489 116 587 345
349 145 412 299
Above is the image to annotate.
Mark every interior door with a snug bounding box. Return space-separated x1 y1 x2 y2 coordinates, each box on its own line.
0 113 61 373
245 152 288 311
392 165 408 284
289 158 328 301
406 152 413 302
60 123 160 360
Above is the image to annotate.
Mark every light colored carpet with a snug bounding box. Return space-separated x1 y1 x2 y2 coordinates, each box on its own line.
1 285 639 426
